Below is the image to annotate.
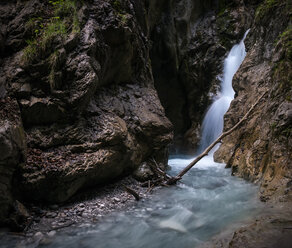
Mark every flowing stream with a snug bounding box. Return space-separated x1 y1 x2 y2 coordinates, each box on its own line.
199 30 249 151
1 31 260 248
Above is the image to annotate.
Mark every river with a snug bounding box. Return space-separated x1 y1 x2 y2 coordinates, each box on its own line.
0 30 261 248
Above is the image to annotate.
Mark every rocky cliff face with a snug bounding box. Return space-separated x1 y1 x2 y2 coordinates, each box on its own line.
0 0 291 235
0 0 173 226
0 98 26 228
149 0 253 152
215 0 291 202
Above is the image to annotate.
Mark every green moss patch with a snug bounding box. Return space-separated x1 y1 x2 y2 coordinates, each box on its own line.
22 0 80 64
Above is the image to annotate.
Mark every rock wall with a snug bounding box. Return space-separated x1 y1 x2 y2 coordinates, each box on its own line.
0 98 26 228
0 0 291 232
149 0 253 153
215 0 291 202
0 0 173 219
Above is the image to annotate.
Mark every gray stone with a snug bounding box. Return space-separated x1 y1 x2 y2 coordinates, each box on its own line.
133 162 154 182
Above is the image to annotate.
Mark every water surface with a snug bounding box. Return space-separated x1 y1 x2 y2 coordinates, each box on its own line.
36 155 260 248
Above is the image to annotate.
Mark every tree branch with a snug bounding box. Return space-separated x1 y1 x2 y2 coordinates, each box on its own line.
166 91 266 185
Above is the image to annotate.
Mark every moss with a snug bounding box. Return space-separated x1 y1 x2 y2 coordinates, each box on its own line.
270 121 278 132
272 26 292 93
22 40 38 63
217 1 234 17
255 0 290 24
255 0 278 22
281 127 292 138
22 0 80 63
113 0 122 12
278 26 292 60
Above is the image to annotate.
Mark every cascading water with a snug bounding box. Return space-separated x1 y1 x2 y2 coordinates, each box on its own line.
0 30 261 248
198 30 250 151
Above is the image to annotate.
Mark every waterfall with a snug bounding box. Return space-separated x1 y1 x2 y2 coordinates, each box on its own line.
198 30 249 152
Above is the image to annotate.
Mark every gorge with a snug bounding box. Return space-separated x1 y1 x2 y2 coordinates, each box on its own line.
0 0 291 247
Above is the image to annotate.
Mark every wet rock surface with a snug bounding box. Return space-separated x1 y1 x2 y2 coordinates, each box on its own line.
201 203 292 248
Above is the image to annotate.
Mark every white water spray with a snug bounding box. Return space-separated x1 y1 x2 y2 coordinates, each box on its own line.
198 30 249 152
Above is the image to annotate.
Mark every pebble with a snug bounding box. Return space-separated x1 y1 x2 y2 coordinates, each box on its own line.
82 213 89 218
113 197 120 203
34 231 44 240
47 231 56 237
78 203 85 208
46 212 58 218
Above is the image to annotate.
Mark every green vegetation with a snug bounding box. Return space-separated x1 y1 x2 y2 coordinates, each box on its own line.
270 121 278 131
255 0 278 22
112 0 129 26
48 50 59 89
22 40 38 63
113 0 122 11
278 27 292 59
281 127 292 138
272 26 292 92
22 0 80 63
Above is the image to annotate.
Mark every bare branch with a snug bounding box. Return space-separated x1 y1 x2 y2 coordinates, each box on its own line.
166 91 266 185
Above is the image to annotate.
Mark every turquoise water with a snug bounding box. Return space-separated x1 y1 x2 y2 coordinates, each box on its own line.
9 155 259 248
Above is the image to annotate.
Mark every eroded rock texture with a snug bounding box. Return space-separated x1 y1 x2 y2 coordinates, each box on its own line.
0 0 173 213
149 0 253 152
0 98 26 227
215 0 292 203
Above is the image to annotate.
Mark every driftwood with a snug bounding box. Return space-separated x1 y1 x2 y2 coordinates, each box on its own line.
150 158 171 180
166 91 267 185
123 185 140 201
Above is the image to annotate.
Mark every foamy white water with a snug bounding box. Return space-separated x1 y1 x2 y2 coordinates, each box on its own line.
199 30 249 151
0 31 260 248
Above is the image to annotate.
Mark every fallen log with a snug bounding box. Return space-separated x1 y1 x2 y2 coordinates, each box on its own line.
166 91 267 185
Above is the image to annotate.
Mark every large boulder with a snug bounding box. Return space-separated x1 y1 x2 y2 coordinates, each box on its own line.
0 0 173 203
